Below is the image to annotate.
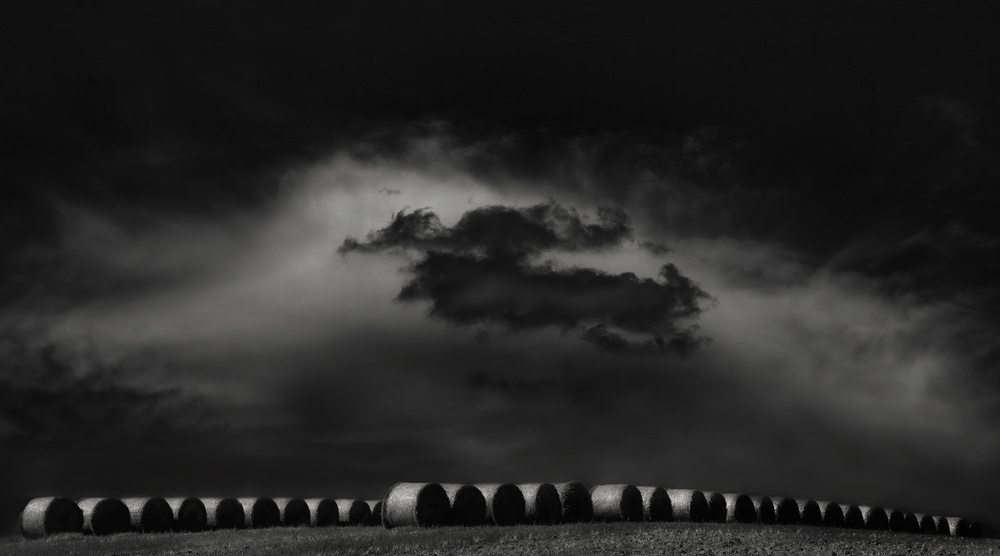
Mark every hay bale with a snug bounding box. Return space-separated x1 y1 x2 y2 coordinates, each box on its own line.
19 497 83 539
818 501 844 528
273 498 310 527
902 512 920 534
666 489 708 523
121 497 174 533
365 500 384 526
705 492 726 523
935 516 950 535
518 483 562 524
942 516 971 537
636 486 671 522
841 504 864 529
886 508 906 532
721 493 756 523
773 497 800 525
750 496 775 524
859 505 888 530
335 499 371 525
970 520 983 538
590 484 643 522
796 499 822 526
78 498 130 536
441 484 486 526
382 482 450 528
555 482 594 523
914 513 937 535
201 497 245 530
304 498 338 527
475 483 526 526
165 498 206 532
238 497 280 529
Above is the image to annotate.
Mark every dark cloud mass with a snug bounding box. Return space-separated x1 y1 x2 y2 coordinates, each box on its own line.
341 203 713 354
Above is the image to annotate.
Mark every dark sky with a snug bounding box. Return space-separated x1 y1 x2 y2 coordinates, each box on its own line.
3 1 1000 536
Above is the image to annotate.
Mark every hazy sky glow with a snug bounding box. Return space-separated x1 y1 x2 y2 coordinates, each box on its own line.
3 2 1000 537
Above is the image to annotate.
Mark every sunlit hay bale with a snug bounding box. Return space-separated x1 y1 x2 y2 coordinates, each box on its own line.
335 499 372 526
970 520 983 538
273 498 310 527
475 483 526 526
723 493 756 523
304 498 338 527
590 484 643 523
796 499 822 526
773 497 800 525
365 500 384 526
441 484 486 526
518 483 561 525
705 492 726 523
201 498 244 530
859 505 889 530
383 483 450 528
886 508 906 532
238 498 280 529
841 504 864 529
667 489 708 523
902 512 920 534
78 498 130 536
636 486 671 522
750 496 775 525
19 497 83 539
555 482 594 523
121 497 174 533
914 513 937 535
942 516 971 537
165 498 206 533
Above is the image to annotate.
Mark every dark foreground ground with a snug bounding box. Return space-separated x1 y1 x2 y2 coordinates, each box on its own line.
1 522 996 556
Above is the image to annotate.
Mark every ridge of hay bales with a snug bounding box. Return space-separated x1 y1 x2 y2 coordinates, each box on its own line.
518 483 561 525
475 483 526 526
442 484 487 526
365 500 384 526
818 501 844 528
274 498 310 527
590 484 643 522
705 492 726 523
165 498 206 533
239 497 280 529
121 497 174 533
19 497 83 539
636 486 671 522
201 498 245 530
970 520 983 538
859 505 889 530
383 483 450 528
555 482 594 523
841 504 864 529
914 513 937 535
723 493 756 523
304 498 338 527
750 496 775 524
796 499 822 526
667 489 708 523
902 512 920 534
886 508 906 532
773 497 800 525
335 499 372 526
78 498 130 536
942 516 971 537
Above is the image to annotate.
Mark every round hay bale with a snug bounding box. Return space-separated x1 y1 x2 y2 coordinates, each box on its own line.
274 498 310 527
636 486 671 522
590 484 643 522
121 497 174 533
841 504 864 529
304 498 338 527
796 499 822 526
441 484 486 526
886 508 906 532
555 482 594 523
914 513 937 534
935 516 950 535
723 493 756 523
818 501 844 528
475 483 526 526
238 497 280 529
902 512 920 534
705 492 726 523
78 498 130 536
666 489 708 523
19 497 83 539
518 483 561 524
750 496 775 524
942 516 971 537
859 505 888 530
165 498 206 532
382 482 450 528
365 500 383 526
335 499 371 526
201 498 245 530
774 497 800 525
970 520 983 538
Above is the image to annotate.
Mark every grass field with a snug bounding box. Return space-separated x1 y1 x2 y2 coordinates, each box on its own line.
1 522 996 556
